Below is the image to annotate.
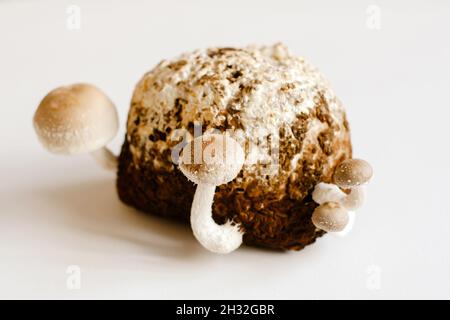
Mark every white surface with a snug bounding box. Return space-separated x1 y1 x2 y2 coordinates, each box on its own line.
1 0 449 299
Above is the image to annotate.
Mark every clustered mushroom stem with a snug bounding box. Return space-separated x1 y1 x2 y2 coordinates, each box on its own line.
311 159 373 234
90 147 118 171
191 183 243 254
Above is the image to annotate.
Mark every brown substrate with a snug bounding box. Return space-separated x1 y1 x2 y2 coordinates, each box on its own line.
116 45 353 251
117 138 340 251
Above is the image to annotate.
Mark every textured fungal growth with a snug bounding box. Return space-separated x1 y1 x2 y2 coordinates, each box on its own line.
117 43 352 250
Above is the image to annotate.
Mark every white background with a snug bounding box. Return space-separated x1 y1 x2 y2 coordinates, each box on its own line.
0 0 449 299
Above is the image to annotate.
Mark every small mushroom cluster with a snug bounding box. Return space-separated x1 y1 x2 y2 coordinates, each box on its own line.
311 159 373 235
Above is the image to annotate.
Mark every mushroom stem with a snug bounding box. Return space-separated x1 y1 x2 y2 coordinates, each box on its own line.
342 186 366 210
179 133 245 253
191 183 243 254
90 147 118 171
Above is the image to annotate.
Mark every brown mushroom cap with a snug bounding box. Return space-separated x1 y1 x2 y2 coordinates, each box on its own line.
333 159 373 188
311 202 349 232
33 83 118 155
179 134 245 186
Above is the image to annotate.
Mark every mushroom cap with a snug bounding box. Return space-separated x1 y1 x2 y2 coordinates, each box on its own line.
33 83 119 155
179 133 245 186
311 202 349 232
333 159 373 188
332 211 356 238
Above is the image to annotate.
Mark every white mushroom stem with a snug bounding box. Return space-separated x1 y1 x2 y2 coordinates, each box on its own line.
312 182 346 204
342 186 366 211
90 147 118 171
191 183 243 254
313 183 365 211
179 133 245 254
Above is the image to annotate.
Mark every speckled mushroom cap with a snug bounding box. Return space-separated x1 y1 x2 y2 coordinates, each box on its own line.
34 84 118 155
117 43 352 250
